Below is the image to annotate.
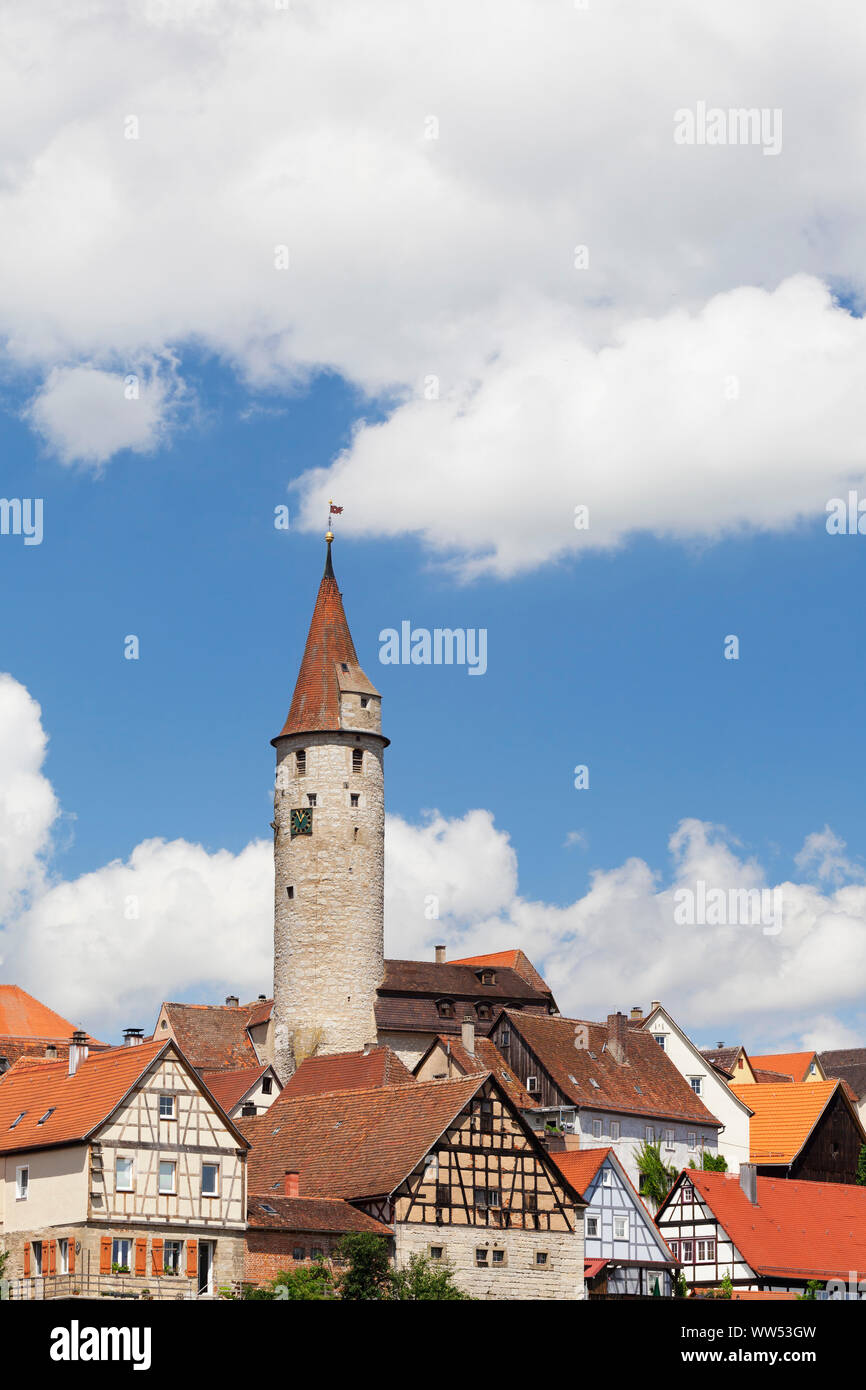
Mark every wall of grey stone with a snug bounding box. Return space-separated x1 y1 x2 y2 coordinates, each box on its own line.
394 1222 585 1300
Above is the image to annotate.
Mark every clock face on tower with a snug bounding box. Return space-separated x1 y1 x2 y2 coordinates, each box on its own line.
290 807 313 837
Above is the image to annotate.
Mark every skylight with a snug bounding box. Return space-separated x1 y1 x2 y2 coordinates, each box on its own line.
37 1108 55 1125
10 1111 25 1128
589 1078 600 1089
260 1202 277 1215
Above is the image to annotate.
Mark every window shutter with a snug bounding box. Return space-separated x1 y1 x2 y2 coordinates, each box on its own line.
68 1240 76 1275
151 1238 164 1277
99 1235 111 1274
135 1238 147 1276
48 1239 56 1276
23 1243 30 1277
186 1239 198 1278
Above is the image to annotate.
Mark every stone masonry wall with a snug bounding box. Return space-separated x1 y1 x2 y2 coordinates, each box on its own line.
394 1222 585 1300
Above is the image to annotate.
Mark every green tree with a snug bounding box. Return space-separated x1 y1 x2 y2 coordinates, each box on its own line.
272 1261 335 1300
689 1152 728 1173
390 1253 472 1301
635 1140 677 1209
856 1143 866 1186
336 1233 392 1301
674 1269 689 1299
797 1279 823 1301
718 1271 733 1300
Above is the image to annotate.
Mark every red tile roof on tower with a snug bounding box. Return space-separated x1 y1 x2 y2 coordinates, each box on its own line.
246 1194 393 1236
274 540 381 740
280 1047 415 1100
502 1010 722 1128
242 1076 490 1200
665 1170 866 1281
0 985 100 1044
449 950 551 994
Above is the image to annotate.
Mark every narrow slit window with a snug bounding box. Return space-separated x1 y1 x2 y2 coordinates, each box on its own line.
307 793 317 807
296 750 306 776
352 749 363 774
350 793 360 807
287 886 294 899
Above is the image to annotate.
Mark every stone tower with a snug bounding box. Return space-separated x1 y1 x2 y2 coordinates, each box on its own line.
271 533 388 1078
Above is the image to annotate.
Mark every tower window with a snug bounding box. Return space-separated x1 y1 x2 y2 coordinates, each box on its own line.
350 793 360 807
287 886 294 899
360 697 369 708
352 749 363 774
341 662 349 672
307 793 317 807
296 750 306 776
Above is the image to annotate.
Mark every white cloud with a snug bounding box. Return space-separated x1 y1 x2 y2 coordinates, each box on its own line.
2 0 866 499
25 361 183 466
794 825 865 885
0 675 59 919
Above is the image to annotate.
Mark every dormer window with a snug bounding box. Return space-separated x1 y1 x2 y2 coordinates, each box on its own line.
437 1000 454 1019
296 750 306 776
477 1004 491 1020
477 969 496 986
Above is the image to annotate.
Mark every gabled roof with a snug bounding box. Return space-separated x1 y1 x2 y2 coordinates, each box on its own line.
280 1047 415 1100
748 1052 820 1083
246 1194 392 1236
198 1064 271 1113
698 1046 741 1077
414 1034 538 1110
376 959 556 1037
448 950 550 994
752 1068 794 1084
158 1001 264 1070
549 1146 610 1197
729 1080 864 1164
242 1076 485 1200
642 1007 753 1117
500 1010 721 1128
661 1170 866 1281
273 540 381 741
819 1048 866 1101
0 1040 167 1154
0 985 100 1044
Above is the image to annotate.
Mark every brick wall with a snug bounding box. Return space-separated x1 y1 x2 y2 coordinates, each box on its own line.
244 1229 346 1286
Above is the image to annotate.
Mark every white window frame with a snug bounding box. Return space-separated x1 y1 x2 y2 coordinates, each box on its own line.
592 1118 603 1139
610 1120 621 1140
664 1127 675 1149
645 1125 655 1143
601 1166 612 1186
687 1131 696 1151
164 1239 183 1274
159 1093 175 1120
112 1237 132 1269
689 1076 703 1095
15 1165 29 1200
201 1162 220 1197
681 1239 694 1263
115 1155 134 1192
158 1159 177 1195
613 1214 629 1240
32 1240 43 1276
58 1238 69 1275
586 1215 599 1238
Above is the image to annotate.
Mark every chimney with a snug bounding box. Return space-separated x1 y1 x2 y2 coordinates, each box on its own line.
629 1006 643 1022
123 1027 144 1047
284 1171 300 1198
650 1000 661 1014
240 1102 256 1117
225 994 239 1008
362 1041 377 1055
68 1030 89 1077
739 1163 758 1205
258 994 267 1001
716 1040 725 1049
461 1016 476 1057
434 945 446 964
45 1044 57 1060
606 1012 628 1065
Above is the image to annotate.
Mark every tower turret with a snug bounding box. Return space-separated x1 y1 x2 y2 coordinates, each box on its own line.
271 534 387 1077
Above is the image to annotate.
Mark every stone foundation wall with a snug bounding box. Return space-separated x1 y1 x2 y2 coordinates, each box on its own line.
394 1222 585 1300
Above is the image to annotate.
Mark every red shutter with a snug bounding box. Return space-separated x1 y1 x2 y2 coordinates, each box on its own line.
68 1239 76 1275
134 1238 147 1276
23 1244 30 1278
186 1239 198 1278
99 1235 111 1274
48 1239 56 1276
151 1238 164 1276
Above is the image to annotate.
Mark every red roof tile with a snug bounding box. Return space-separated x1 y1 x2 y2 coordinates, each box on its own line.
749 1052 819 1083
0 986 100 1044
415 1034 538 1110
280 1047 414 1100
246 1194 392 1236
549 1147 611 1197
729 1080 863 1164
160 1002 263 1070
199 1065 271 1112
671 1170 866 1281
449 950 551 994
274 543 381 740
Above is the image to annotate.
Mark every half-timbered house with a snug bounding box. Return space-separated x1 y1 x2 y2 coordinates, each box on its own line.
241 1072 586 1298
656 1165 866 1293
0 1035 248 1299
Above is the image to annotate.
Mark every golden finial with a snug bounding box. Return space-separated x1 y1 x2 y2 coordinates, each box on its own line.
325 530 334 543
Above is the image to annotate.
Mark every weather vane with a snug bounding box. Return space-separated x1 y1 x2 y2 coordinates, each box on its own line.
326 498 343 542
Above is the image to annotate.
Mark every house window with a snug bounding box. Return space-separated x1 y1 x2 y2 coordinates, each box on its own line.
668 1239 680 1259
292 1247 305 1261
681 1239 694 1263
664 1128 675 1149
32 1241 43 1276
287 886 294 899
115 1157 134 1192
112 1238 132 1271
164 1240 183 1274
436 1183 449 1208
654 1033 666 1049
352 749 363 774
500 1030 511 1048
437 1000 454 1018
682 1181 694 1200
601 1167 612 1186
475 1188 500 1210
296 750 306 776
307 792 317 807
202 1163 219 1197
697 1239 716 1263
645 1126 655 1143
475 1248 489 1267
480 970 495 986
58 1239 69 1275
159 1094 175 1119
687 1131 696 1151
423 1153 438 1181
586 1215 599 1238
689 1076 703 1095
526 1075 539 1093
592 1119 603 1139
610 1120 621 1140
478 1099 493 1134
350 793 360 807
525 1192 537 1212
262 1076 273 1095
613 1215 628 1240
360 697 369 708
16 1166 29 1200
311 1248 324 1260
158 1160 177 1194
429 1246 443 1261
476 1003 490 1020
492 1249 506 1266
535 1251 549 1266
